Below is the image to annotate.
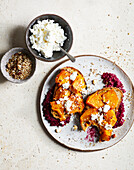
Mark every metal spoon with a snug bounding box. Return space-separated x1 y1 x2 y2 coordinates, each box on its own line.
56 42 75 62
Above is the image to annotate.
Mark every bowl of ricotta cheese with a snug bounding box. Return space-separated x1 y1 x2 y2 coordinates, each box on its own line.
26 14 73 62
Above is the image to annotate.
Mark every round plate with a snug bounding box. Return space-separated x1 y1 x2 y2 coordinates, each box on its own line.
40 55 134 151
26 14 73 62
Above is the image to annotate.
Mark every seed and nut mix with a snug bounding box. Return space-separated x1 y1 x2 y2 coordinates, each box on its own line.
6 52 32 80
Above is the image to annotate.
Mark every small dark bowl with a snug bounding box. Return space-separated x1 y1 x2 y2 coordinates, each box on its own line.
25 14 73 62
0 47 36 83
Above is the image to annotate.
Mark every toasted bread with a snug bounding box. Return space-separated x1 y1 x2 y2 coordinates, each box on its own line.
55 66 87 93
80 87 123 133
50 67 86 121
86 87 123 112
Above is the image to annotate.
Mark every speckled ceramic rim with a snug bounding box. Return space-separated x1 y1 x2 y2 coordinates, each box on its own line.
25 14 73 62
40 55 134 152
0 47 36 83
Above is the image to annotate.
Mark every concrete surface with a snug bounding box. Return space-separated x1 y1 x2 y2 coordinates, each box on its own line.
0 0 134 170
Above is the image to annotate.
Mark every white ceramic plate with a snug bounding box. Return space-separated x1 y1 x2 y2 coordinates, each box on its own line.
40 55 134 151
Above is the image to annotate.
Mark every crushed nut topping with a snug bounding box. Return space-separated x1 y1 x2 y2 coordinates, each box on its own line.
6 52 32 80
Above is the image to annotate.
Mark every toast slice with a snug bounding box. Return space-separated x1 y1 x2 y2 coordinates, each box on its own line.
86 87 123 112
55 66 87 93
50 67 86 121
80 87 123 132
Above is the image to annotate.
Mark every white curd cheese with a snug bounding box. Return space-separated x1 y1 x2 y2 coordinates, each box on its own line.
91 113 99 121
62 82 70 89
29 19 67 58
98 107 103 112
105 123 112 130
70 72 77 81
64 100 73 112
91 113 104 125
60 121 64 125
56 100 60 104
63 96 69 101
103 104 110 113
81 88 88 95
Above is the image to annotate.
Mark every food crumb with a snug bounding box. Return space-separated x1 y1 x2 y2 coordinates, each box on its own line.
92 79 98 85
72 125 78 131
55 128 62 133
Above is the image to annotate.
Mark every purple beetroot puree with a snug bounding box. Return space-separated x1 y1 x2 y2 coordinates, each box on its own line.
101 72 125 128
42 86 70 127
85 126 99 142
101 72 126 93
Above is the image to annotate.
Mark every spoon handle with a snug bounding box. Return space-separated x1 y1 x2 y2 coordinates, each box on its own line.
59 46 75 62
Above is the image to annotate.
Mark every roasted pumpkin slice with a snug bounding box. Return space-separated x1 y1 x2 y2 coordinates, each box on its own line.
86 92 104 109
50 101 66 121
55 70 71 86
100 129 112 141
80 108 99 131
104 110 117 127
72 74 86 92
53 86 71 100
102 89 119 109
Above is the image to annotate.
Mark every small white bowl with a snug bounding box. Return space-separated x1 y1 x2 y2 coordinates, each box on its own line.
1 47 36 83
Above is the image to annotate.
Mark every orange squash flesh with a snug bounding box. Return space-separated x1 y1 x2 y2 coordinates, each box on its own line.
80 108 99 131
55 70 71 86
53 87 71 100
102 89 119 109
104 110 117 127
50 101 66 121
100 129 112 141
86 93 104 109
72 74 86 92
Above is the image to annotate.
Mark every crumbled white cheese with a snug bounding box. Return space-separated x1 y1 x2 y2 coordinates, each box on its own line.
105 123 112 130
59 96 69 104
70 72 77 81
91 113 103 125
56 100 60 104
62 82 70 89
60 121 64 125
81 88 88 95
64 100 72 112
29 19 67 58
91 113 99 121
64 77 69 80
63 96 69 100
106 100 110 104
98 107 103 113
103 104 110 113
